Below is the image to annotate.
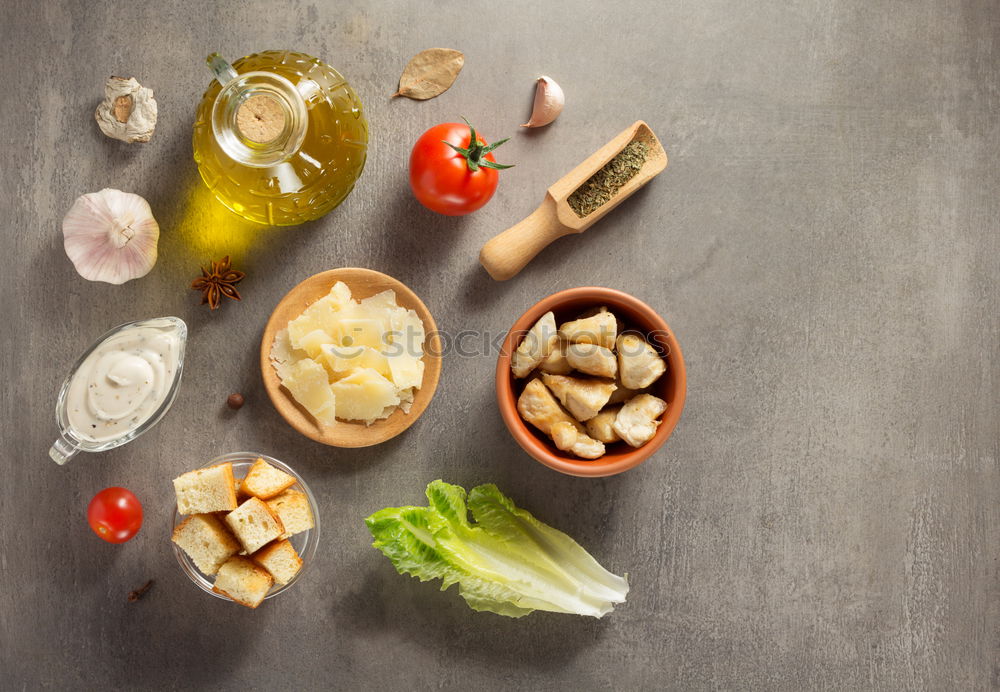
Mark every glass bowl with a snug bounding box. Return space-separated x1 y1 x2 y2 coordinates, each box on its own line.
172 451 321 602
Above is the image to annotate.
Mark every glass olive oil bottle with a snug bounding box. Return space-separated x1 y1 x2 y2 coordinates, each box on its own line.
193 51 369 226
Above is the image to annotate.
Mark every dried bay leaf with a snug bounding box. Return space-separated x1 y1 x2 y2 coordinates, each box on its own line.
392 48 464 100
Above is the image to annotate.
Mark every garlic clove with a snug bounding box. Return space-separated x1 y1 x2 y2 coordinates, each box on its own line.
62 189 159 284
521 75 564 128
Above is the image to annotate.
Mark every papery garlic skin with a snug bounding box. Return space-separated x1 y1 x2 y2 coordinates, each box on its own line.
521 76 565 128
63 189 159 284
95 77 157 143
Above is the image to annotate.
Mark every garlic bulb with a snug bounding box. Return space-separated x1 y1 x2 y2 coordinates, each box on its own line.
62 189 159 284
521 76 565 128
95 77 157 143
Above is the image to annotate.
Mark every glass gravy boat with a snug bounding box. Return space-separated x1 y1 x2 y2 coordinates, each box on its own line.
50 317 187 464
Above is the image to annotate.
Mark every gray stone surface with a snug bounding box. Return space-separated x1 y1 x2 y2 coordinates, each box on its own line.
1 0 997 689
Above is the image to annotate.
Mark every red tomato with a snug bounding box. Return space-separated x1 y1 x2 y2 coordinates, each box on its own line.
409 119 513 216
87 487 143 544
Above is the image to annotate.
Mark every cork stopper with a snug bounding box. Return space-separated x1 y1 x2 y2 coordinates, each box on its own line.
236 94 286 143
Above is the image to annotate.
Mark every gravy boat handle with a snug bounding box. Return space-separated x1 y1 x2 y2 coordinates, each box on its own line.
49 433 79 465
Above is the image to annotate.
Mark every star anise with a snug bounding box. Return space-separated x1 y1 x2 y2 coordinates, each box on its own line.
190 256 245 310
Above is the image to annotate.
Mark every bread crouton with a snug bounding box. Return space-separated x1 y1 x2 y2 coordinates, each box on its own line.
252 539 303 585
241 458 296 499
172 513 241 575
212 556 273 608
173 463 238 515
265 490 314 538
225 497 285 554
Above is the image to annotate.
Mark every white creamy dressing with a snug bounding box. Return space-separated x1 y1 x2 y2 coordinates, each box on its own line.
66 324 181 442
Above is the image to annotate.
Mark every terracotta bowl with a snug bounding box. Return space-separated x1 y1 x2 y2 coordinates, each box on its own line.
496 287 686 478
261 268 441 448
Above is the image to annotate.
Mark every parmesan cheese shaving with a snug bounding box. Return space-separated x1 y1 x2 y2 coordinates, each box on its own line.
271 282 425 425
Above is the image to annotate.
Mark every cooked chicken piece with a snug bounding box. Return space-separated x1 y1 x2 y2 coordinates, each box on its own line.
585 406 622 443
511 312 558 378
536 339 573 375
565 343 618 379
541 373 616 422
558 311 617 349
516 378 583 436
608 383 641 404
607 370 651 404
517 380 602 458
550 421 606 460
612 394 668 448
549 420 578 449
615 334 666 389
577 306 624 335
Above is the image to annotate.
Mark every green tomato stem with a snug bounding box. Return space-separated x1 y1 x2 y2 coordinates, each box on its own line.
443 118 515 172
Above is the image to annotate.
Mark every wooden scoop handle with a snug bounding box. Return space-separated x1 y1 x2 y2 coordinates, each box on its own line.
479 195 572 281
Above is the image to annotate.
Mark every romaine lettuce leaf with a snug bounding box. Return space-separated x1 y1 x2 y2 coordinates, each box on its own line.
364 480 628 618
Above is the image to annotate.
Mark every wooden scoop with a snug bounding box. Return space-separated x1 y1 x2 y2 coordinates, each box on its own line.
479 120 667 281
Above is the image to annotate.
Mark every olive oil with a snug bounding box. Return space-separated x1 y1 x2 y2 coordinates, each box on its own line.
193 51 369 226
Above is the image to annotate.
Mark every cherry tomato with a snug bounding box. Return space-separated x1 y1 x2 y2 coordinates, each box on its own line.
87 487 143 544
409 119 513 216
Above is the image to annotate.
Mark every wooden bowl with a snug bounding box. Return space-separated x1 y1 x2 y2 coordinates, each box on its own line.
496 287 686 477
260 268 441 447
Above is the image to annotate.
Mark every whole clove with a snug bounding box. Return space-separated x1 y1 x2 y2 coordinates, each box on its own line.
127 579 155 602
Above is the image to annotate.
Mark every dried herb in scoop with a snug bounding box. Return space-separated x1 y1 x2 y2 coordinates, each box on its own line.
567 140 649 217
